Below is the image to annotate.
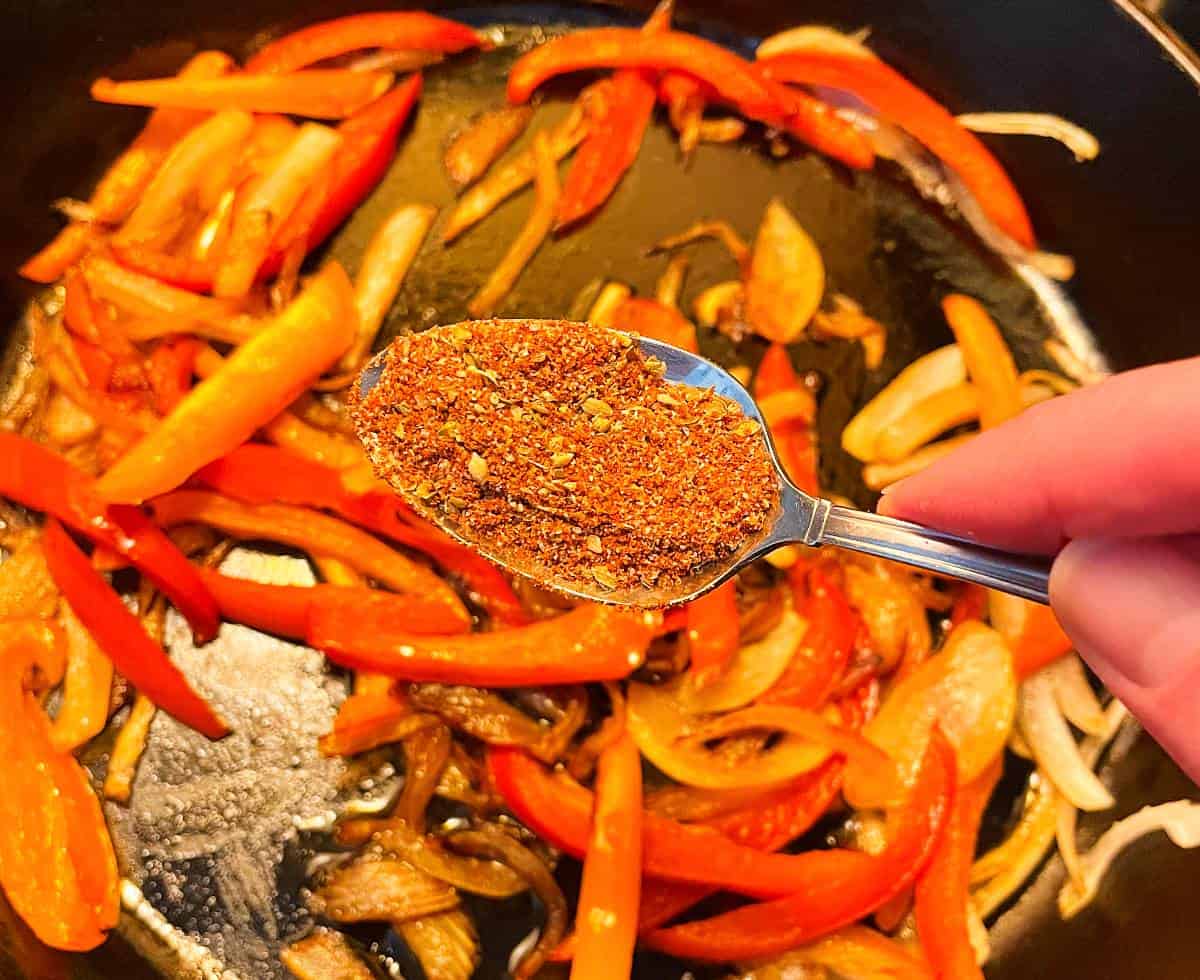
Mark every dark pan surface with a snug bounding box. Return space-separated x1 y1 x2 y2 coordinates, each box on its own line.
1 3 1199 978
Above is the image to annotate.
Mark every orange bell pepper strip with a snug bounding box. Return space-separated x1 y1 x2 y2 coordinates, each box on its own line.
1012 602 1074 679
18 223 95 284
914 759 1000 980
318 689 432 756
762 567 857 707
0 620 119 951
758 53 1036 248
50 604 115 754
558 68 656 229
245 11 486 74
508 28 873 170
685 579 739 680
942 293 1023 429
645 730 955 962
754 343 819 493
195 445 528 626
196 567 471 640
42 519 227 739
0 434 219 641
489 745 875 900
611 296 699 352
145 337 201 414
149 490 470 628
91 70 394 121
311 602 657 687
570 731 642 980
96 262 356 504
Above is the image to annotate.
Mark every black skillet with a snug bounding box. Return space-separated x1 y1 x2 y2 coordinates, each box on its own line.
1 2 1200 978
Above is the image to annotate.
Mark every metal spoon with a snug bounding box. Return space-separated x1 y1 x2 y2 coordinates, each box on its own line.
358 330 1052 609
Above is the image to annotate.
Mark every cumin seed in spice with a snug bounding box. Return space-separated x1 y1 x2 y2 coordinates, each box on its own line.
352 319 778 595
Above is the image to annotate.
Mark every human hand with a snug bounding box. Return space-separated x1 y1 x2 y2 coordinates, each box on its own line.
877 356 1200 783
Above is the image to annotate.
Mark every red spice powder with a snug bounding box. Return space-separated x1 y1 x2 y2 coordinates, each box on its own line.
352 319 777 595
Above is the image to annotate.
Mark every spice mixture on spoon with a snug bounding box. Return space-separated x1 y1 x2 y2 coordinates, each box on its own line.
352 318 778 594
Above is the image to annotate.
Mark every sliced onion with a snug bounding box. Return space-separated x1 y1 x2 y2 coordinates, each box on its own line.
372 824 528 899
967 901 991 966
586 281 632 327
444 105 534 188
970 770 1058 918
954 112 1100 162
874 382 978 462
628 679 830 791
687 704 902 808
396 908 480 980
842 344 966 462
692 280 743 327
281 928 374 979
744 198 825 344
652 220 750 265
842 563 931 674
314 856 460 924
853 621 1015 802
735 925 933 980
1043 338 1110 387
862 434 974 491
1018 669 1114 812
1045 655 1107 736
756 25 876 61
1059 801 1200 919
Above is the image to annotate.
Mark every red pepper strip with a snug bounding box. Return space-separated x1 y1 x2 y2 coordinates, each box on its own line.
657 606 688 636
508 29 872 170
610 296 699 353
685 580 739 680
0 620 118 951
0 433 220 641
489 745 874 900
1012 603 1074 679
145 337 201 414
646 729 955 962
69 336 115 392
949 582 988 627
571 732 643 980
761 567 857 708
109 241 216 293
246 12 485 74
41 519 228 739
196 568 471 640
310 602 657 688
196 445 529 626
557 68 656 229
914 759 1000 980
759 53 1035 248
754 342 820 494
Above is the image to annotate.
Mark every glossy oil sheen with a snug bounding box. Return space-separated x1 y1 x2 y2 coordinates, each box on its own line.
0 3 1198 979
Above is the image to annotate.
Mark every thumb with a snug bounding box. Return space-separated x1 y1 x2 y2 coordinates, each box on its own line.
1050 535 1200 784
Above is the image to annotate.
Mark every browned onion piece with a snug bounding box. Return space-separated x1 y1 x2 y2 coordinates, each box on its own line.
314 856 459 924
566 682 626 781
397 908 480 980
280 928 374 979
444 105 534 188
644 782 775 822
395 723 452 831
446 825 567 979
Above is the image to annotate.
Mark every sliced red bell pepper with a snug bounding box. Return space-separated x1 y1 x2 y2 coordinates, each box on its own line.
69 336 115 392
245 12 485 74
196 444 529 626
759 52 1035 248
489 745 873 900
571 732 643 980
611 296 699 352
145 337 201 414
685 579 739 680
761 567 857 707
0 620 118 951
914 759 1000 980
754 342 819 493
310 601 657 687
109 241 216 293
508 28 872 170
0 433 219 641
197 567 471 640
41 519 227 739
646 729 955 962
557 68 656 229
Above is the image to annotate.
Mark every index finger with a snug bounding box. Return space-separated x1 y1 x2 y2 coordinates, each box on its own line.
876 356 1200 553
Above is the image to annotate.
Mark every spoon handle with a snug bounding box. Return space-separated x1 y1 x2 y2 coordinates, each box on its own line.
814 504 1052 604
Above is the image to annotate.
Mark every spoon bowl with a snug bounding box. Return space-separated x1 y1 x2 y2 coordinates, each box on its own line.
358 326 1054 608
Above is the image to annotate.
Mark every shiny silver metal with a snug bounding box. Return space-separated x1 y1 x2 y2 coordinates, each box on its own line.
358 328 1053 608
